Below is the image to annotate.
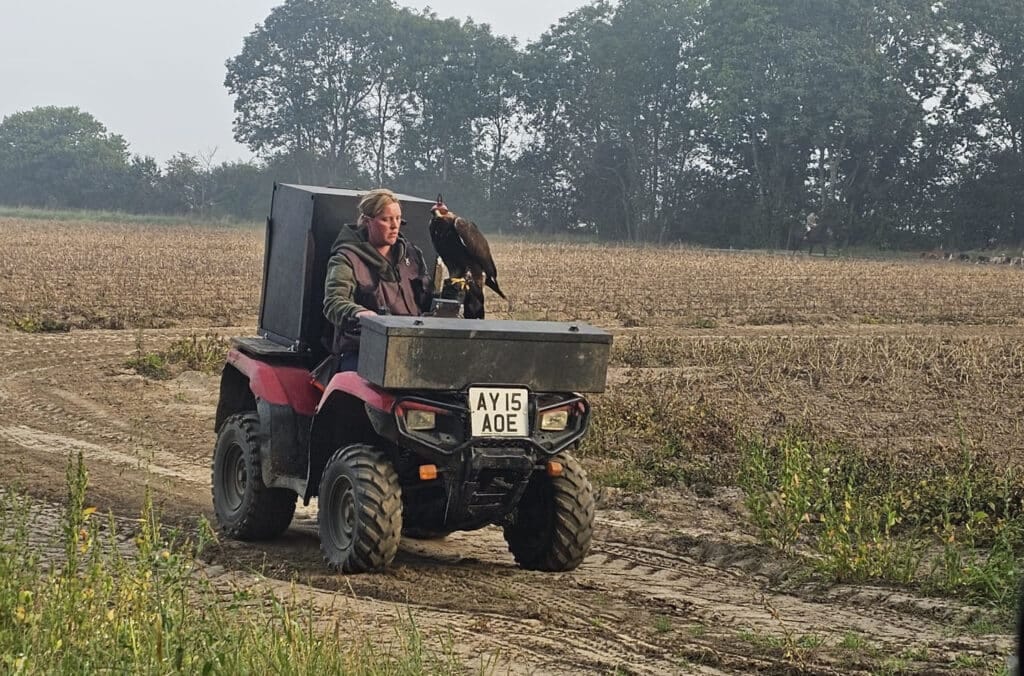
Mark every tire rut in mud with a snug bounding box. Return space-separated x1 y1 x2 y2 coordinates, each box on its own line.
0 329 218 518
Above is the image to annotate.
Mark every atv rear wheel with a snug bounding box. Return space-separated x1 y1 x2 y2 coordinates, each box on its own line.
503 453 595 571
318 444 402 573
212 413 297 540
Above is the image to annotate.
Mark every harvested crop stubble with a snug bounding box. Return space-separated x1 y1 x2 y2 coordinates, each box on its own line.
597 332 1024 483
496 240 1024 327
2 218 1022 475
3 222 1024 329
0 219 262 329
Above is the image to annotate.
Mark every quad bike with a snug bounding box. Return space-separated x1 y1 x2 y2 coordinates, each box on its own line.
211 184 611 573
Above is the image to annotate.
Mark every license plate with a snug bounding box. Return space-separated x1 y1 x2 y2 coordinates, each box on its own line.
468 387 528 437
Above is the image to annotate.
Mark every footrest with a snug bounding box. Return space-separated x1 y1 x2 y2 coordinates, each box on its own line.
232 337 312 366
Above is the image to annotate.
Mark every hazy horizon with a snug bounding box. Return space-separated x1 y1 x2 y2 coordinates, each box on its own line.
1 1 587 165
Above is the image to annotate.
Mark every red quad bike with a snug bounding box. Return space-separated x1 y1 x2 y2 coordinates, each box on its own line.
211 184 612 573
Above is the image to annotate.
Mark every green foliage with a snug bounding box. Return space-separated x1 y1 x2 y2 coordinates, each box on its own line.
10 314 71 333
520 0 700 241
652 616 672 634
2 0 1023 248
125 352 171 380
815 463 921 584
0 107 131 210
0 454 466 674
126 332 229 379
164 333 231 373
739 432 818 551
739 431 1024 608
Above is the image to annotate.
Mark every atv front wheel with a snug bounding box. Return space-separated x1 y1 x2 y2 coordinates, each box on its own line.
318 444 402 573
212 412 297 540
503 453 595 571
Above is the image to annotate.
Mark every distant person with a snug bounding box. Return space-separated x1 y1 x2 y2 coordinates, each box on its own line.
800 211 834 256
322 189 433 373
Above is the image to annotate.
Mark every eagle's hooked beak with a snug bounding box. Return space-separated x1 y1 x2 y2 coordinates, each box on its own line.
432 194 449 216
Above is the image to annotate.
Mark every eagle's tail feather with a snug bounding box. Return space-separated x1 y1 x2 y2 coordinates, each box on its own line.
486 276 507 300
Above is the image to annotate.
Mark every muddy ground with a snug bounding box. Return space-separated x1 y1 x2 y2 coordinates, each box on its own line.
0 326 1014 674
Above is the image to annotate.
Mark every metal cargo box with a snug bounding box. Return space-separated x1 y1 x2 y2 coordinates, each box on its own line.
358 316 612 392
258 184 437 356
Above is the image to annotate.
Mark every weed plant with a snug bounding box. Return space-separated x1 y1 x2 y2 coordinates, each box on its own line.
0 454 463 674
10 315 71 333
163 333 230 373
739 432 1024 608
126 331 229 379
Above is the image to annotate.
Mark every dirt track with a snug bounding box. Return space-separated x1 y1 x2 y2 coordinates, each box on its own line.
0 326 1013 674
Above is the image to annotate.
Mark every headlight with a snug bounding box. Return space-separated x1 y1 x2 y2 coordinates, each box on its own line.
539 409 569 432
405 410 436 431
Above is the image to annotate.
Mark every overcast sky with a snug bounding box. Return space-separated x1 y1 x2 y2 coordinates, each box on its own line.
0 1 587 164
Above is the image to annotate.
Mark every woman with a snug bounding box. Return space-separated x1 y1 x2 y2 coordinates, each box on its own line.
322 189 433 372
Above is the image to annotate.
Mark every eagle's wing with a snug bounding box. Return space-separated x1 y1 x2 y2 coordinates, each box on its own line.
453 217 498 278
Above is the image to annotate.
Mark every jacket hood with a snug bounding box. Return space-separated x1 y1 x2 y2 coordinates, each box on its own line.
331 223 409 274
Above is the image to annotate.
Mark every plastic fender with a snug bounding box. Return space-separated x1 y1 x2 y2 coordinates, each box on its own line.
305 373 397 501
214 364 256 432
318 371 396 414
226 349 319 416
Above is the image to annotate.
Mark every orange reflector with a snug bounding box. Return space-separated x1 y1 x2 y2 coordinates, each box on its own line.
546 461 563 477
419 465 438 481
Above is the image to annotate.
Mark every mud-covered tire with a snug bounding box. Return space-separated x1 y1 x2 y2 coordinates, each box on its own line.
212 412 297 540
503 453 595 572
318 444 402 573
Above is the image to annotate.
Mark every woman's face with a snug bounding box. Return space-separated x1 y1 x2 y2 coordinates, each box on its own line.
366 201 402 250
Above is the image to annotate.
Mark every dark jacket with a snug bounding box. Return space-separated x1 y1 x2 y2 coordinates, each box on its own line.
323 224 432 353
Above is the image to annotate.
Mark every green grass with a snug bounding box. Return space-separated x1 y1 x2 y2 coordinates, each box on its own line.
10 315 71 333
581 372 1024 610
738 430 1024 609
126 331 230 379
0 204 260 228
0 454 468 675
838 631 870 651
737 628 785 650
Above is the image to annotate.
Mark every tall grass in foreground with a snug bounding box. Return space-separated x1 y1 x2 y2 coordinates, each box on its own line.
0 454 463 675
740 432 1023 609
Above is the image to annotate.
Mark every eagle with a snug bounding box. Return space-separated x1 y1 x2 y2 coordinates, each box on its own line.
429 195 506 319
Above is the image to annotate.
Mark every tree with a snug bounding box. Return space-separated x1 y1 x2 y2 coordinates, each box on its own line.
942 0 1024 247
160 152 212 215
519 0 700 241
226 0 394 178
468 25 524 215
694 0 959 247
392 16 527 226
0 106 131 209
393 15 488 201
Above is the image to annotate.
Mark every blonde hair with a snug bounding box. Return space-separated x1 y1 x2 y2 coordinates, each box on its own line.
357 189 400 224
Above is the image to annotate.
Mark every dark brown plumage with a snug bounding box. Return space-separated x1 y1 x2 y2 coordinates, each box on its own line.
429 196 506 313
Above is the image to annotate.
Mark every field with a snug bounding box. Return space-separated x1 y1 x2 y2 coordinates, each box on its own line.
0 216 1020 674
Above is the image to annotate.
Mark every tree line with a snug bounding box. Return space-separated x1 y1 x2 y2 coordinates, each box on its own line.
1 0 1021 250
